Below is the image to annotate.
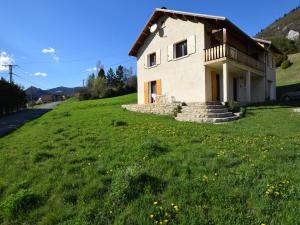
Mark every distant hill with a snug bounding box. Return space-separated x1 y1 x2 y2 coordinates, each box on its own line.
256 6 300 54
25 86 80 100
256 6 300 40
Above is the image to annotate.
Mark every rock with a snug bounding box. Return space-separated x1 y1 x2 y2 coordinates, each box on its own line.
286 30 299 41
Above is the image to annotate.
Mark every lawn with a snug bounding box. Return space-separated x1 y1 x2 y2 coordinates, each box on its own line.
0 94 299 225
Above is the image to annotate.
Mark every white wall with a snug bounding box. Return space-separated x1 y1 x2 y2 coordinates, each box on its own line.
136 16 206 104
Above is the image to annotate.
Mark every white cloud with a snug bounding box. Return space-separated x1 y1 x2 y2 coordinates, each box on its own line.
34 72 47 77
42 47 59 62
0 51 14 72
42 47 55 54
85 67 97 72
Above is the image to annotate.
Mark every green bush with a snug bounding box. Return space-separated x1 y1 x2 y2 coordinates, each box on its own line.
110 119 127 127
281 59 292 69
240 107 247 118
225 101 240 113
1 190 42 218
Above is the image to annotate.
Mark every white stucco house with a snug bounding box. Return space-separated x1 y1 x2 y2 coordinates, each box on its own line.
128 8 282 105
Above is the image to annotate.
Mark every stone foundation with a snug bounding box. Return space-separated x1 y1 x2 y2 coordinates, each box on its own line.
121 103 181 116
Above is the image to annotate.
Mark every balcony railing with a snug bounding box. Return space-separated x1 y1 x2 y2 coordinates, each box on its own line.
204 44 265 72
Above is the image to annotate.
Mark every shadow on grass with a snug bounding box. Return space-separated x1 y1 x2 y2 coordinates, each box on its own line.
247 100 300 111
277 82 300 99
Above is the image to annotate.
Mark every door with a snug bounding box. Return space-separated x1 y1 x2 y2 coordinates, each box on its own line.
150 81 157 103
211 72 220 101
233 78 238 101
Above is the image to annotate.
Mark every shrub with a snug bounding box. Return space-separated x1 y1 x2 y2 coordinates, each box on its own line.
281 59 292 69
140 138 168 155
225 101 240 113
173 105 182 117
240 107 247 118
110 119 127 127
1 190 42 218
75 87 91 101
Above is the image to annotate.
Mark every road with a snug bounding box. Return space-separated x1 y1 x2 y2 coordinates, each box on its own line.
0 102 61 137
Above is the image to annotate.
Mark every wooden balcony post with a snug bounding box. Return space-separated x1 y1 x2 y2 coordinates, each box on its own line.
223 28 227 44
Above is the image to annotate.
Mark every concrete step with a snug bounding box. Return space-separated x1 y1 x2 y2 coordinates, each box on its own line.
181 108 228 113
177 112 233 119
175 115 238 123
187 102 222 106
182 105 226 110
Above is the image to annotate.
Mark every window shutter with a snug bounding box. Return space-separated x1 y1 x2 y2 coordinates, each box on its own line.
168 44 173 61
187 35 196 54
156 79 162 95
144 55 148 68
144 82 149 104
156 49 161 65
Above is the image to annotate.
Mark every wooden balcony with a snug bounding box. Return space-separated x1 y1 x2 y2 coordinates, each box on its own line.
204 44 265 72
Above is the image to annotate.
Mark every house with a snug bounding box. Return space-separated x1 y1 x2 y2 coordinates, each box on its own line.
129 8 282 105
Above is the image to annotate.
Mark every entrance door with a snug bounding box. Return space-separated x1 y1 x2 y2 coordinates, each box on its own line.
150 81 157 103
211 72 220 101
233 78 238 101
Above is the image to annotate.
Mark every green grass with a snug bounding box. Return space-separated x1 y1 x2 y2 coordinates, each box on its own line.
0 93 299 225
277 53 300 86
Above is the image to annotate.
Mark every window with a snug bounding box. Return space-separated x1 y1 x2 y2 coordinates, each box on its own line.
149 53 156 67
175 40 188 58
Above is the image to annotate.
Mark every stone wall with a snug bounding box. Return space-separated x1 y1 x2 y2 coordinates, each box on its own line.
121 103 181 116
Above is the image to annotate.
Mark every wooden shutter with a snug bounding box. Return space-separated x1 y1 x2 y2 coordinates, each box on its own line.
187 35 196 54
144 55 148 68
168 44 173 61
156 79 162 95
144 82 149 104
156 49 161 65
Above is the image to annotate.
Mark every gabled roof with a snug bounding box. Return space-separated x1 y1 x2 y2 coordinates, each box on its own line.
129 8 265 56
253 38 283 55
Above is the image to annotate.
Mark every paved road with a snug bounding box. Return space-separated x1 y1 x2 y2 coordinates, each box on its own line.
0 102 61 137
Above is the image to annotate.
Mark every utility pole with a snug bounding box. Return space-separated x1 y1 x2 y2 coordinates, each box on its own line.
82 79 85 87
1 64 18 83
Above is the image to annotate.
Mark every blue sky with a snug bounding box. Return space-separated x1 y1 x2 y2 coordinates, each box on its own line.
0 0 298 89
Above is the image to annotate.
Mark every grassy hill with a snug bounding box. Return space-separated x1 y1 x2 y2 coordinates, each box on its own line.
0 94 300 225
276 53 300 98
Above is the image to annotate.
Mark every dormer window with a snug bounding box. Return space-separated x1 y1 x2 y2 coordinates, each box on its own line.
175 40 188 58
149 53 156 67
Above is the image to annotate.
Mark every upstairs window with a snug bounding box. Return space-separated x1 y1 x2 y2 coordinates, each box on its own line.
175 40 188 58
149 53 156 67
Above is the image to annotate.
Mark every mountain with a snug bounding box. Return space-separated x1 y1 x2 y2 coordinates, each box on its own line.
25 86 80 100
256 6 300 40
255 6 300 55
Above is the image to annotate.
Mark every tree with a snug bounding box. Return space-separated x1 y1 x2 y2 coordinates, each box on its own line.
115 65 124 82
98 68 105 79
126 75 137 92
91 77 108 98
106 68 115 94
86 74 95 90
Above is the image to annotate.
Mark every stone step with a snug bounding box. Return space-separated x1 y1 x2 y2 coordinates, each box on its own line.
175 115 238 123
181 108 228 113
182 105 226 110
187 102 222 106
177 112 233 119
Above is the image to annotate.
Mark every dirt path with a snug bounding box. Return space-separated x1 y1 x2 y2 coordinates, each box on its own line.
0 102 61 137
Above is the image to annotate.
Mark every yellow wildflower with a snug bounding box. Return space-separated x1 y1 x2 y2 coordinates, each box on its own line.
164 219 169 223
153 201 158 205
150 214 154 219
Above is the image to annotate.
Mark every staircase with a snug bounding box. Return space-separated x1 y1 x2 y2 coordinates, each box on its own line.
175 102 239 123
